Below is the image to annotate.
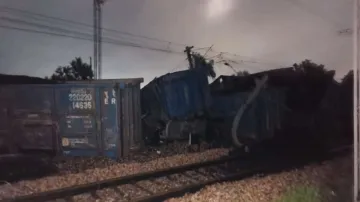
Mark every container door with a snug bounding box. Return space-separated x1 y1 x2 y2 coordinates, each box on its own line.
100 87 120 159
56 86 99 157
10 86 56 153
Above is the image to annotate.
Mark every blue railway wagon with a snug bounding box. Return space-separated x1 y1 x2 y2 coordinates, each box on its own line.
0 78 143 159
141 68 210 141
57 78 143 158
208 76 288 148
142 68 210 119
156 69 211 120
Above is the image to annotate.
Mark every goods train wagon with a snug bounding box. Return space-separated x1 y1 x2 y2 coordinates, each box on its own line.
208 75 288 149
141 67 211 144
208 67 335 150
0 78 143 159
142 65 336 151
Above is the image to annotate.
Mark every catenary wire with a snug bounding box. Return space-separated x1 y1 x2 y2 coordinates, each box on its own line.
0 5 269 62
0 6 192 47
0 24 182 54
0 6 289 73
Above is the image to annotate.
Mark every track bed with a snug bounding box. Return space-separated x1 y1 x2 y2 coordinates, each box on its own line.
0 142 218 183
0 145 351 202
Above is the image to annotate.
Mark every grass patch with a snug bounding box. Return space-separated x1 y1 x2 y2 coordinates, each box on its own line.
276 185 322 202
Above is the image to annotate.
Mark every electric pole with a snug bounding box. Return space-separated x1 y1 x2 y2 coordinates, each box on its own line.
354 0 360 201
93 0 105 79
184 46 194 69
93 0 98 79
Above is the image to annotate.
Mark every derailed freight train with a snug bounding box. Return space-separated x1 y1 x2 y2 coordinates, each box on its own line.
141 66 336 151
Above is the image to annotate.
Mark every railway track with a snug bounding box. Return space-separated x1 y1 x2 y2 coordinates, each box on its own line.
0 146 351 202
0 144 215 185
0 142 219 184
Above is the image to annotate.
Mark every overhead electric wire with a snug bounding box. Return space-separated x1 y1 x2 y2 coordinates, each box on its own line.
210 51 285 70
0 24 96 42
0 5 268 61
0 6 287 72
0 23 182 54
0 6 191 47
226 58 286 68
192 46 213 51
0 7 144 44
210 49 286 67
0 16 184 54
203 45 213 57
0 17 282 71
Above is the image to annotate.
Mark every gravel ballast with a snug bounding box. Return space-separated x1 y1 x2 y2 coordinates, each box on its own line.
166 154 352 202
0 141 215 183
53 141 214 175
0 148 229 199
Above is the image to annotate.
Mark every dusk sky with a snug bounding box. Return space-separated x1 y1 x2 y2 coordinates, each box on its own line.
0 0 353 85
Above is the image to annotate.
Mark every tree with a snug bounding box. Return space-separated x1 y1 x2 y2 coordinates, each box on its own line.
49 57 94 81
341 70 353 88
288 59 335 111
292 59 329 77
340 70 353 115
235 70 250 76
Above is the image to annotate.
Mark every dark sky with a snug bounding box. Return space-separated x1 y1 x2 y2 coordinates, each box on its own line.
0 0 353 85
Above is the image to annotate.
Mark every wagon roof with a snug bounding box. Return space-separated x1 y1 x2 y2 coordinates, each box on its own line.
0 74 143 85
64 78 144 85
0 74 57 84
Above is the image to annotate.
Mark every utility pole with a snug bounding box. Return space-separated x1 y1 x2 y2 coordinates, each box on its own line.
184 46 194 69
354 0 360 201
332 3 360 201
93 0 98 79
93 0 105 79
90 56 92 73
97 1 103 80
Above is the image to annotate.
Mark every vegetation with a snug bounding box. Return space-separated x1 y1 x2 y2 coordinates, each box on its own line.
47 57 94 81
286 59 335 111
236 70 250 76
276 186 321 202
293 59 330 76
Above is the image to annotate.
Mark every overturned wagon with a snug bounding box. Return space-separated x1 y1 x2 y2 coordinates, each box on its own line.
141 68 210 144
0 78 143 159
208 67 335 150
208 75 288 149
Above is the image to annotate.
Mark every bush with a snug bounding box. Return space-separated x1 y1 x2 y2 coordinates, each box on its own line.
276 185 321 202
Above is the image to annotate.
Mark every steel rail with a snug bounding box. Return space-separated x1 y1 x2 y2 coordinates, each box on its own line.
134 146 352 202
0 153 246 202
0 145 351 202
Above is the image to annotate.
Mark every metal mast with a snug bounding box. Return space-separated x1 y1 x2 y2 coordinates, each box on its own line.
93 0 104 79
97 1 102 80
93 0 98 79
354 0 360 201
